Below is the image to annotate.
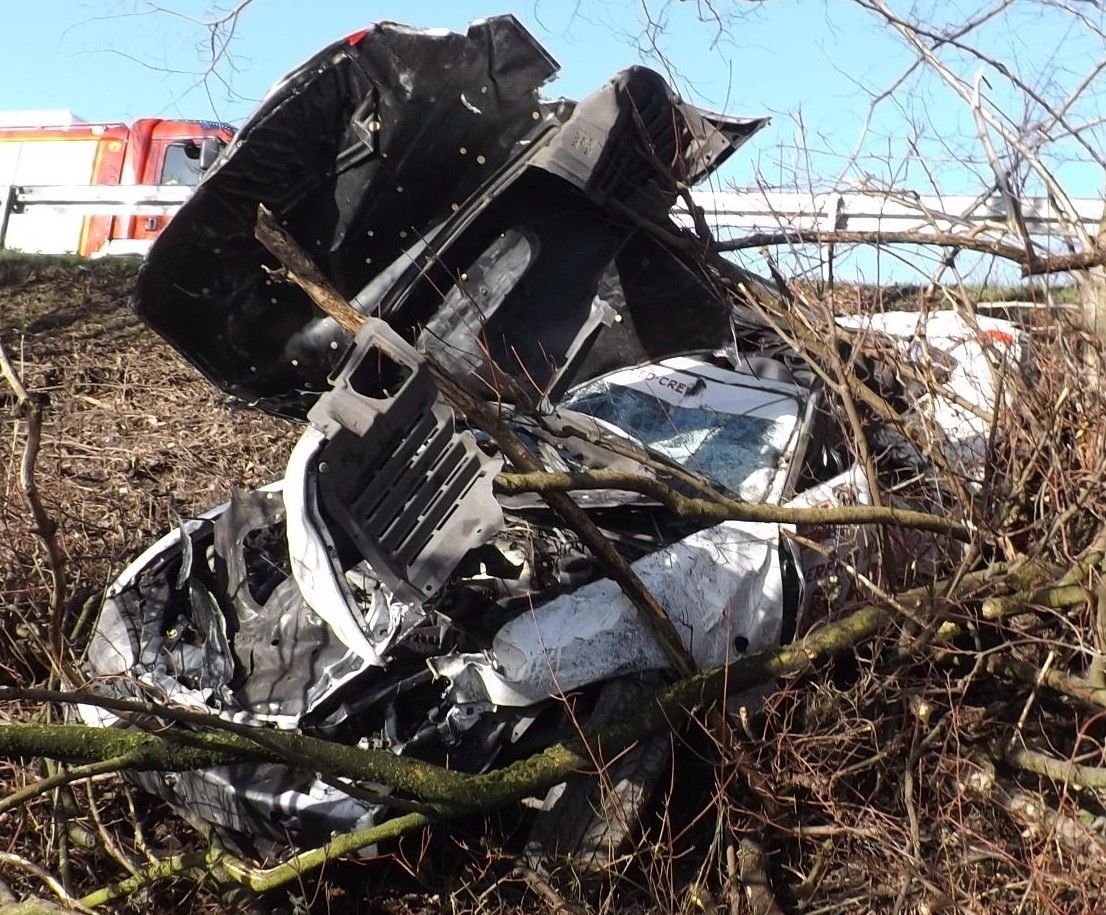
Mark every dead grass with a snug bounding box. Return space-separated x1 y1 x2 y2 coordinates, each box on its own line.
0 256 304 911
3 255 1106 913
0 257 296 665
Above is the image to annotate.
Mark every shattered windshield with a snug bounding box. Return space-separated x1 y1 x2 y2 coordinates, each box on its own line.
562 373 800 502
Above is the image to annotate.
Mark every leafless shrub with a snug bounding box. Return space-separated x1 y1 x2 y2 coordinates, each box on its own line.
2 3 1106 913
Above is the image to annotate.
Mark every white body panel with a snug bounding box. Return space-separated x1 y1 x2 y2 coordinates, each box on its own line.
0 137 99 253
445 519 783 706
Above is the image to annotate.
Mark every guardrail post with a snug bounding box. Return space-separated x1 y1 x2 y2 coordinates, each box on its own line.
0 185 15 251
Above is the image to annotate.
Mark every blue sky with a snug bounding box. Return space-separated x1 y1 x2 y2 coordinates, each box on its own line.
5 1 1104 283
7 2 1101 192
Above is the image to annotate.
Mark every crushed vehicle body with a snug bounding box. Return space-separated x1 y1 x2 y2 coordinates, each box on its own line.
81 15 1023 856
133 14 766 419
85 342 854 848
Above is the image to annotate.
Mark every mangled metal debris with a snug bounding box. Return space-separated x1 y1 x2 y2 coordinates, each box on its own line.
81 14 1022 860
133 14 766 419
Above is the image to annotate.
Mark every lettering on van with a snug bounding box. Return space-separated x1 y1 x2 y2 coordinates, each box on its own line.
655 374 705 397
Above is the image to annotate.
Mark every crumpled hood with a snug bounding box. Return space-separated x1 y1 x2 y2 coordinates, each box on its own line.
132 15 766 419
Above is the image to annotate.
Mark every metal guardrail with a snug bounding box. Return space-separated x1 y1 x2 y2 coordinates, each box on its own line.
1 183 1102 254
0 184 192 251
9 183 191 214
681 189 1104 237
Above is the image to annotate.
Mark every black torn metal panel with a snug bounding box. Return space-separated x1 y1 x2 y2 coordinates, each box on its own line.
213 488 366 720
531 66 758 219
133 15 560 419
133 15 768 420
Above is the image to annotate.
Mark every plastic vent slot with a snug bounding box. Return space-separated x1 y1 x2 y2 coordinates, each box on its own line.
307 318 503 604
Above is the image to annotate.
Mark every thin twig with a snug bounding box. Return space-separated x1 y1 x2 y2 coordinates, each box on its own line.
0 850 93 913
0 752 137 815
0 339 76 687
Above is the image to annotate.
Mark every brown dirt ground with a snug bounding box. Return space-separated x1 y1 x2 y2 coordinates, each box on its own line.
0 256 297 673
2 257 1104 914
0 257 547 914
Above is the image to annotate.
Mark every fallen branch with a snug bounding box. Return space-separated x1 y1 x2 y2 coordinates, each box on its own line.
964 757 1106 864
79 811 428 907
980 532 1106 619
495 468 971 540
980 583 1089 619
0 556 1050 806
714 229 1029 262
0 596 906 814
988 654 1106 712
1005 745 1106 791
0 549 1059 903
0 593 890 903
2 601 889 902
0 705 474 809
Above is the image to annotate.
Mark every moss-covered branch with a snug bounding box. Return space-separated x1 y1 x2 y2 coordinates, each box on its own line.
0 695 475 806
7 590 903 906
988 654 1106 712
0 563 1012 811
79 811 429 907
980 583 1090 619
495 468 970 540
1 548 1063 809
0 723 267 772
1005 745 1106 790
0 547 1068 905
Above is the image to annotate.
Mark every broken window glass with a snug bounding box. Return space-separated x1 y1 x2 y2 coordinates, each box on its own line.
561 375 799 502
